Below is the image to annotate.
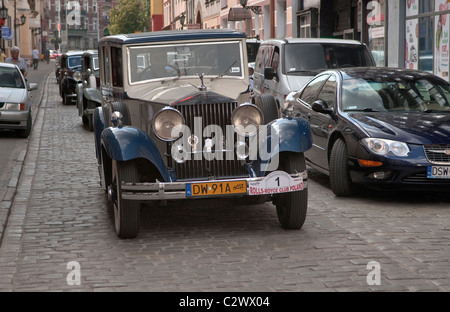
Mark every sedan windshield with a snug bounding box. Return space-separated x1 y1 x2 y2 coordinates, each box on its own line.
342 77 450 113
128 41 243 83
0 67 25 89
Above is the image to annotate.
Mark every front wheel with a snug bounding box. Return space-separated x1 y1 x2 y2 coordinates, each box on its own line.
274 152 308 230
329 138 354 197
111 160 140 239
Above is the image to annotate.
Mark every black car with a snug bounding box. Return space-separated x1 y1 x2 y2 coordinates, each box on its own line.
284 67 450 196
58 51 83 105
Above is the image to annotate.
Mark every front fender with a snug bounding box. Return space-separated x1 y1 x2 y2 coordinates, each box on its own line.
101 126 169 181
257 117 312 174
83 88 102 104
76 83 83 116
267 117 312 153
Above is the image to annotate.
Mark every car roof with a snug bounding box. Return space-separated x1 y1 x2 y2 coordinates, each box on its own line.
63 51 84 56
0 63 18 69
329 67 443 82
99 29 247 45
261 38 366 46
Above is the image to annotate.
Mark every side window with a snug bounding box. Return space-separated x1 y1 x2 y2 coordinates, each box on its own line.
317 76 337 108
254 46 266 74
271 47 280 72
300 75 329 104
111 47 123 87
102 46 111 86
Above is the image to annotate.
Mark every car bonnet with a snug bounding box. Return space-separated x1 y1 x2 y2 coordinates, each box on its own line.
348 111 450 145
0 88 27 104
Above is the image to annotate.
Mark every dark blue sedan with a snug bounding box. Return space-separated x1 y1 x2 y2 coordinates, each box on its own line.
284 67 450 196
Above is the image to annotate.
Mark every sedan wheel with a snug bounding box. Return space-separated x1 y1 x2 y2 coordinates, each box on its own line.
111 160 140 239
274 152 308 230
16 114 32 138
329 138 354 197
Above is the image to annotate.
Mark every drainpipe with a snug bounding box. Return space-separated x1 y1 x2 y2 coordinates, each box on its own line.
270 0 275 38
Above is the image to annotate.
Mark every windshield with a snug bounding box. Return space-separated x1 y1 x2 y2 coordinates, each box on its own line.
0 67 25 88
284 43 374 75
68 56 82 69
128 41 244 83
93 57 99 71
342 77 450 113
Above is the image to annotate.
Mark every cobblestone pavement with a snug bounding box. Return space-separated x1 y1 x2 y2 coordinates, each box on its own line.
1 68 450 292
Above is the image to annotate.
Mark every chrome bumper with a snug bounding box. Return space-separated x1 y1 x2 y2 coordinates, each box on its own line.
118 171 308 201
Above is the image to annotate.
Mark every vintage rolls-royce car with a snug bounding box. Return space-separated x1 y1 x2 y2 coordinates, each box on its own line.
59 51 83 105
75 50 101 131
93 29 312 238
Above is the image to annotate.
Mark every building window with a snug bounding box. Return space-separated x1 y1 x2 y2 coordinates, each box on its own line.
366 0 386 67
405 0 450 80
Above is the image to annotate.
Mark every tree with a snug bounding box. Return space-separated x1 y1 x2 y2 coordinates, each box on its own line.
109 0 147 35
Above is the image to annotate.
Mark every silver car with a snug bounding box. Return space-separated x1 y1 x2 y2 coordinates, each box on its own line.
0 63 37 138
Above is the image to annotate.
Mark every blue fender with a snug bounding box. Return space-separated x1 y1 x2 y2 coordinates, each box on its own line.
266 117 312 153
93 107 106 164
101 126 169 181
256 117 312 175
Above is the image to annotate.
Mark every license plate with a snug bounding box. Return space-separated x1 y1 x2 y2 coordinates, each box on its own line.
427 166 450 179
186 181 247 197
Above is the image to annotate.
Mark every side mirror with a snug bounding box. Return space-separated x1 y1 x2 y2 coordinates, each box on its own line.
312 100 333 115
28 83 38 91
264 67 278 80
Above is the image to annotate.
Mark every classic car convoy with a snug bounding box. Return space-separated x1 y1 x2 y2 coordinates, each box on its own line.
0 63 38 138
285 67 450 196
45 30 449 239
92 29 312 238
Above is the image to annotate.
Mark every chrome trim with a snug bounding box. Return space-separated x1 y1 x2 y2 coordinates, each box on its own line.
121 171 308 201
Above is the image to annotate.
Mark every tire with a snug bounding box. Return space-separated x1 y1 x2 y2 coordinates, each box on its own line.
16 114 32 138
329 138 354 197
111 160 140 239
274 152 308 230
256 94 279 124
87 114 94 132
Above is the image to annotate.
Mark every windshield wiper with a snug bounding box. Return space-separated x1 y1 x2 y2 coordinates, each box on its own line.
210 61 237 81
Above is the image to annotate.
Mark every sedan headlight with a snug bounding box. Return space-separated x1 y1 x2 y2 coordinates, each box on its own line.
0 103 26 111
73 71 82 81
362 138 410 157
152 107 185 141
231 103 262 136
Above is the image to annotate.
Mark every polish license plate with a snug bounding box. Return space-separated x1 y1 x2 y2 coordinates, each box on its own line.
186 181 247 197
427 166 450 179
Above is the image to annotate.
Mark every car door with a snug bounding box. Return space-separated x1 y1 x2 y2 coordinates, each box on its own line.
296 74 336 171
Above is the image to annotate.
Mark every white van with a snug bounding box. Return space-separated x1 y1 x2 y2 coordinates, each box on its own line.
252 38 376 117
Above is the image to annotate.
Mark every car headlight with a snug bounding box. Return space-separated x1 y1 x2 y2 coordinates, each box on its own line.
152 107 185 141
231 103 262 136
73 71 82 81
362 138 410 157
0 103 26 111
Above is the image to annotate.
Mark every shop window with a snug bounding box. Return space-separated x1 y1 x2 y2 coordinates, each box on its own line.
298 8 318 38
418 16 433 73
420 0 435 14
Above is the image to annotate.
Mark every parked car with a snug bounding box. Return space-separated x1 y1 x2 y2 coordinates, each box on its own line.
93 29 312 238
58 51 83 105
0 63 38 138
284 67 450 196
75 50 101 131
252 38 376 117
50 49 62 60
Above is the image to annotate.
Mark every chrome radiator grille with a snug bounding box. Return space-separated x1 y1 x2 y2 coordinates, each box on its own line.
172 100 247 180
424 144 450 164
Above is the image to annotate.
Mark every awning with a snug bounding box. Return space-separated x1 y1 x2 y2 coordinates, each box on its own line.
228 8 252 21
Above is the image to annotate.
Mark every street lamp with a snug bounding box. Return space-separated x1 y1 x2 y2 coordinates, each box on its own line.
239 0 261 14
15 14 25 27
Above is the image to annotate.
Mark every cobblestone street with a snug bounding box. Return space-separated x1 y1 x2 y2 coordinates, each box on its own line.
1 63 450 293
